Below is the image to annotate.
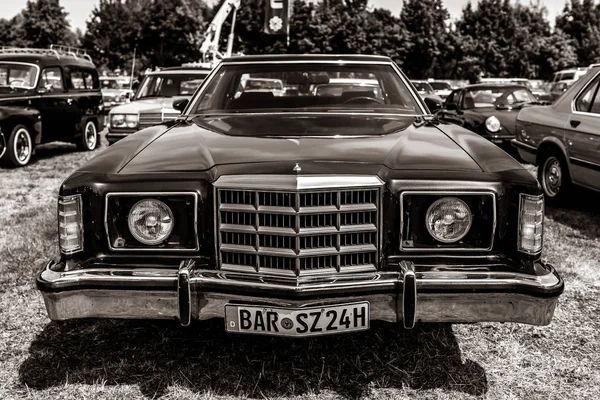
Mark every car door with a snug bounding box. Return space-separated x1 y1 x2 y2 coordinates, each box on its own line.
32 66 73 142
566 72 600 190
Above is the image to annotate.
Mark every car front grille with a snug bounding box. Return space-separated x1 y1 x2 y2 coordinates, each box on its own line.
216 187 381 276
139 111 180 129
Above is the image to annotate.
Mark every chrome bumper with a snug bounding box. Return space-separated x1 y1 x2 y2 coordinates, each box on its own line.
37 259 564 328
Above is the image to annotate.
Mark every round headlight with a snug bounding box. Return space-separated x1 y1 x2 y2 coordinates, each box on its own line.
111 114 125 125
128 199 174 245
485 116 501 133
426 197 472 243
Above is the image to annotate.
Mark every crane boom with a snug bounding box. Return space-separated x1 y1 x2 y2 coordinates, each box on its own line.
200 0 241 63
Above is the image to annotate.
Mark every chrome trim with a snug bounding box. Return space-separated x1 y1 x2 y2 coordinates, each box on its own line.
0 130 6 160
0 61 41 89
570 156 600 169
58 194 84 256
399 191 497 252
399 260 416 329
177 259 193 327
38 261 563 326
511 139 537 153
214 177 384 276
104 191 200 252
214 175 384 191
38 262 563 292
517 194 544 256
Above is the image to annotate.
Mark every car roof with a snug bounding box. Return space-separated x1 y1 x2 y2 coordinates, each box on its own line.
0 51 95 68
146 68 211 75
462 84 526 90
222 54 393 63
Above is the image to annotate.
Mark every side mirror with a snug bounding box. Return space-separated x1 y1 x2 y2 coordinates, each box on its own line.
445 103 458 111
424 96 443 113
173 98 189 113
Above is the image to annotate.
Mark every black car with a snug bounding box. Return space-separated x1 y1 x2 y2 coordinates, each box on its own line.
0 46 104 167
437 84 540 147
36 55 562 335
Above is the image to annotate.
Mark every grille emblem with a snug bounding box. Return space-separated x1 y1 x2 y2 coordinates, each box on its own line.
293 163 301 173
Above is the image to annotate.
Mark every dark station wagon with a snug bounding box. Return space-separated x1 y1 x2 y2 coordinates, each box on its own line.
0 46 104 167
37 55 563 336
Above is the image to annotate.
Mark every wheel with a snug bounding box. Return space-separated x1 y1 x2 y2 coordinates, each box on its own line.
538 150 571 202
77 120 98 151
2 124 33 167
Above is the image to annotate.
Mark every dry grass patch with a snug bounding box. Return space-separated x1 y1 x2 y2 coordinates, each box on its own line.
0 141 598 399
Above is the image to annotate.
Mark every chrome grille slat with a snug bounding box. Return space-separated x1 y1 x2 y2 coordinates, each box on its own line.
216 186 381 276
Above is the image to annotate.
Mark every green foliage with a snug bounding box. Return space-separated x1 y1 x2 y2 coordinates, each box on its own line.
0 0 595 80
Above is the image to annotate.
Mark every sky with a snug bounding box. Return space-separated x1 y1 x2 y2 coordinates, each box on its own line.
0 0 567 32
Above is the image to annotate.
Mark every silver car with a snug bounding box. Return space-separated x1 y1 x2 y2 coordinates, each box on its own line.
513 66 600 201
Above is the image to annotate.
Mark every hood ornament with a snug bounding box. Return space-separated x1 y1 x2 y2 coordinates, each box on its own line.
293 163 301 174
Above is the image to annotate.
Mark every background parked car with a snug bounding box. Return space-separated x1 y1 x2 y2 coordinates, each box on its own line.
513 66 600 201
106 64 212 144
428 80 453 100
437 84 540 148
100 75 136 112
549 80 574 102
0 45 103 167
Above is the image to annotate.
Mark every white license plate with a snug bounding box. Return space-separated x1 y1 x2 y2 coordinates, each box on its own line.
225 302 370 337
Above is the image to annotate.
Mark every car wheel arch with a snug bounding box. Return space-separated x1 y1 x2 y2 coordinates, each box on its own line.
536 139 572 180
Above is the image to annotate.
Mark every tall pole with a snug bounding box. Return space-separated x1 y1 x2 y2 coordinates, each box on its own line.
129 46 137 91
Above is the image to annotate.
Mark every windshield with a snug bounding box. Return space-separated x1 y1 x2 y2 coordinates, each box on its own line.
411 82 434 94
136 72 209 99
430 81 451 90
0 63 37 88
101 78 129 90
191 63 421 115
462 87 537 109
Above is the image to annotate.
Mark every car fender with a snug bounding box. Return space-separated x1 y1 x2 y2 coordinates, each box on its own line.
0 105 42 144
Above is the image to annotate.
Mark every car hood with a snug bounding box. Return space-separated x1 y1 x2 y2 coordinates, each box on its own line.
109 97 188 114
84 114 491 176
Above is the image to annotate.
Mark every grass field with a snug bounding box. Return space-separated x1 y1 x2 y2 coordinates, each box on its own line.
0 136 599 399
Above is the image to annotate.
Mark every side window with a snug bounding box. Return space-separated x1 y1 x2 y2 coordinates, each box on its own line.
575 76 600 112
444 91 457 108
70 70 86 90
83 69 99 89
40 67 64 91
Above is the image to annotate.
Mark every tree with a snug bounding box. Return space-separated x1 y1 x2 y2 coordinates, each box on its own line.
82 0 142 70
556 0 600 65
138 0 206 67
400 0 453 78
20 0 74 48
0 14 27 47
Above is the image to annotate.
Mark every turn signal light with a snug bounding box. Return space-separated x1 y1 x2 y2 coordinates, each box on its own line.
518 194 544 254
58 195 83 255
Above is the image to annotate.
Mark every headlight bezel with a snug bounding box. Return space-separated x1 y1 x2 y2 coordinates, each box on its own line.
104 192 199 252
399 191 496 252
425 197 473 244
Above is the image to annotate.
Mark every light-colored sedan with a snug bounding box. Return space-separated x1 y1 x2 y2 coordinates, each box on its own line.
513 66 600 201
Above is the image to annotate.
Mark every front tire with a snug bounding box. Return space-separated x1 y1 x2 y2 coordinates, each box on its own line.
77 120 98 151
538 150 570 203
3 124 33 167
